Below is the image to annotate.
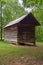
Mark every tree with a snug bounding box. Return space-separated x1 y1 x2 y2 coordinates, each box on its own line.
0 0 7 40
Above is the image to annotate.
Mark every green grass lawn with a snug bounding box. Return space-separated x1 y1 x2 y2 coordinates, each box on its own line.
0 41 43 65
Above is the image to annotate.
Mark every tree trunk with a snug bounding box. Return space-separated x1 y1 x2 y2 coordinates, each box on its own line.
0 3 2 40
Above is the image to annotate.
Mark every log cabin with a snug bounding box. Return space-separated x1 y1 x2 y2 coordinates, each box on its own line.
4 13 40 45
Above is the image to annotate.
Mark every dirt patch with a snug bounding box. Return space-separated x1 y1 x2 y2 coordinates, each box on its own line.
10 59 43 65
7 56 43 65
11 62 25 65
9 59 43 65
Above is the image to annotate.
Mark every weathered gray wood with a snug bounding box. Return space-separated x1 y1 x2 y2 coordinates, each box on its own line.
4 25 18 44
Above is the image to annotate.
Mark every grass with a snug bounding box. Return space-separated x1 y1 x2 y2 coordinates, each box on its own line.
0 41 43 65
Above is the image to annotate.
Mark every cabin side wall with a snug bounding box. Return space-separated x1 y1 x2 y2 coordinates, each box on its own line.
18 26 35 44
4 25 18 44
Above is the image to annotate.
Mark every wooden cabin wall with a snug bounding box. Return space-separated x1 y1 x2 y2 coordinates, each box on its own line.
4 25 18 44
17 16 36 44
18 25 35 44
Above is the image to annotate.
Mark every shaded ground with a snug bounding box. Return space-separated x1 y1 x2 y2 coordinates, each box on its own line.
10 59 43 65
1 55 43 65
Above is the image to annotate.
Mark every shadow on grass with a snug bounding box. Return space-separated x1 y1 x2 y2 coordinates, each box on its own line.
11 43 37 47
19 43 37 47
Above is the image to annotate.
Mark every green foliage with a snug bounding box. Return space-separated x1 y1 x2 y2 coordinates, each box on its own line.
23 0 43 7
1 0 27 26
36 26 43 42
34 8 43 25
